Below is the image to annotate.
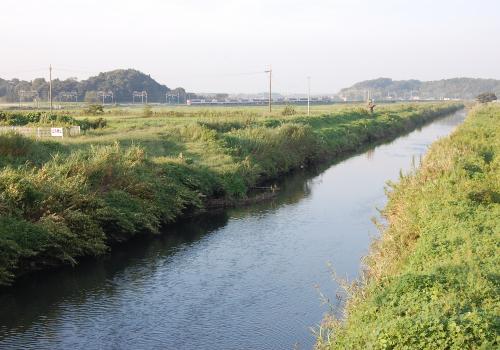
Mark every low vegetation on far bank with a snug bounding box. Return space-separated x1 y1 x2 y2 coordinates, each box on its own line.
317 104 499 349
0 103 463 285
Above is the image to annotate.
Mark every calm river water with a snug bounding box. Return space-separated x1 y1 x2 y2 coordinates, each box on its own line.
0 110 465 350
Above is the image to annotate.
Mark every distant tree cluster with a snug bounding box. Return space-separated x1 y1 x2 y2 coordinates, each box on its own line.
0 69 178 103
339 78 500 100
476 92 497 103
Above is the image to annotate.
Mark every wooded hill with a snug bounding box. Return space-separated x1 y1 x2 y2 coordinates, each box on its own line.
338 77 500 100
0 69 185 103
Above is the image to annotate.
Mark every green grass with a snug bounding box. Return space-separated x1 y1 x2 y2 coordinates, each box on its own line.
0 102 463 285
316 104 499 349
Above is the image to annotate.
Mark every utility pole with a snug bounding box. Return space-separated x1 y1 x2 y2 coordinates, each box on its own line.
307 76 311 116
49 64 53 112
265 65 272 112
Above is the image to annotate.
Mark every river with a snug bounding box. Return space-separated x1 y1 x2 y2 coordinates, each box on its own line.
0 110 466 350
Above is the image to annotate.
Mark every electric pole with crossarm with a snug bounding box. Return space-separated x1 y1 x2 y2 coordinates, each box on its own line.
49 64 53 112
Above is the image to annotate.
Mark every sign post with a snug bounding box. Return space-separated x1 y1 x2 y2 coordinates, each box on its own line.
50 127 64 138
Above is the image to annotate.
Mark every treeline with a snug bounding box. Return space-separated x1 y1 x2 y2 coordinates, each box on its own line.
0 103 462 286
317 104 499 349
339 77 500 100
0 69 187 103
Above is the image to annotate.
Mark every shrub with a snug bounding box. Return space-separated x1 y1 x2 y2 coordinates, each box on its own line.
142 105 153 118
84 104 105 115
79 117 107 130
282 104 296 116
0 111 77 126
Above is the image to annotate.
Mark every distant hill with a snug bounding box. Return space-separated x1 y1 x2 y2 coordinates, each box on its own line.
338 77 500 101
0 69 182 103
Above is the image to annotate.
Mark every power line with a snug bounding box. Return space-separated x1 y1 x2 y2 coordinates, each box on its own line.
133 91 147 104
98 91 114 105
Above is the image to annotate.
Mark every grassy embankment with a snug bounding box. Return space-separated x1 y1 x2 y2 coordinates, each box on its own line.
0 103 463 285
317 104 499 349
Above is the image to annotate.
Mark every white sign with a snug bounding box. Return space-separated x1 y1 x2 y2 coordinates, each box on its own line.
51 127 64 137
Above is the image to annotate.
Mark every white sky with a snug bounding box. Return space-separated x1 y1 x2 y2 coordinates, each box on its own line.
1 0 499 93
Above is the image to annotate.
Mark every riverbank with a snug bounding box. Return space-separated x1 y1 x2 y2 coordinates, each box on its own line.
316 104 499 349
0 103 463 286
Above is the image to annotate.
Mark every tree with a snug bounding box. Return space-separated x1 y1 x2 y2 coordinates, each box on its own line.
0 69 174 103
476 92 497 103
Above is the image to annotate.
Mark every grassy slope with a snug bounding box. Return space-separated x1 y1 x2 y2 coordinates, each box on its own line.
0 103 463 285
317 104 499 349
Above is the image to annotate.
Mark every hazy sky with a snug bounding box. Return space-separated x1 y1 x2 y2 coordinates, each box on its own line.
1 0 499 93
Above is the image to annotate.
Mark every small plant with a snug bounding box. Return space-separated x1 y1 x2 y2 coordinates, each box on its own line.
282 104 296 116
84 104 104 115
142 105 153 118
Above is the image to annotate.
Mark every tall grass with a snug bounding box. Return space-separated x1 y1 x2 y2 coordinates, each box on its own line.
0 102 463 285
316 104 499 349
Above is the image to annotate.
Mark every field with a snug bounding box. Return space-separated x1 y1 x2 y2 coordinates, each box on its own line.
316 104 499 349
0 102 463 285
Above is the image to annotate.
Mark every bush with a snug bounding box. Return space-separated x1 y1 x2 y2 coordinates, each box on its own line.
142 105 153 118
0 111 77 126
79 117 107 130
281 104 296 116
84 104 105 115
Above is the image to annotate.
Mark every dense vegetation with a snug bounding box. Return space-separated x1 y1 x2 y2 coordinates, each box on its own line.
317 104 499 349
0 69 183 103
476 92 498 104
0 111 106 130
339 77 500 100
0 103 462 285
